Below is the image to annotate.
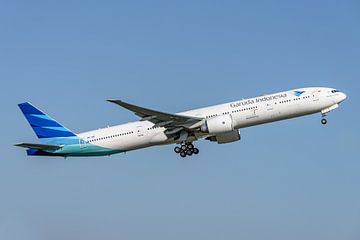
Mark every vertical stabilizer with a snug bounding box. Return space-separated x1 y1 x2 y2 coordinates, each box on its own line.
18 102 76 141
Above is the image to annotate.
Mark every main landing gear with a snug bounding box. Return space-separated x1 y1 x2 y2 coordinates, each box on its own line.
321 113 328 125
174 142 199 158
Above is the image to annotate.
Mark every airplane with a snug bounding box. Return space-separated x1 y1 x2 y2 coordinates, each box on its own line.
15 87 347 158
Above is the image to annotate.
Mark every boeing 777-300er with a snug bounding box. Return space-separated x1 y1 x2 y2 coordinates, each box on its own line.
15 87 347 158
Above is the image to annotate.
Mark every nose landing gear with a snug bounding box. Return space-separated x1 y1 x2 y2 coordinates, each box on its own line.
174 142 199 158
321 113 327 125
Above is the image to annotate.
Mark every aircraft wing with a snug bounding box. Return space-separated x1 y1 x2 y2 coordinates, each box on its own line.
107 100 204 132
14 143 63 150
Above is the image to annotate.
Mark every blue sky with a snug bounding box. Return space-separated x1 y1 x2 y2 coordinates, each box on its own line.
1 0 359 239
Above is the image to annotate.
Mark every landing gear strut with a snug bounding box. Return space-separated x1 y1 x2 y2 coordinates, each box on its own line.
174 142 199 158
321 113 327 125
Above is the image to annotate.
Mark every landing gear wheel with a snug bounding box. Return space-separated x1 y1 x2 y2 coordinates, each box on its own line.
321 118 327 125
187 143 194 149
176 142 199 157
174 147 181 153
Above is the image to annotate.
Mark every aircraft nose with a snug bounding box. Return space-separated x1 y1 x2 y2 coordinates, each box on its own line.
339 92 347 103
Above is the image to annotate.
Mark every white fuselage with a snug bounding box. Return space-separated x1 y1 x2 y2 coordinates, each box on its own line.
77 87 346 153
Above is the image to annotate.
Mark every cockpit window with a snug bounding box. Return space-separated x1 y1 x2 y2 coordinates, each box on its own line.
331 90 339 93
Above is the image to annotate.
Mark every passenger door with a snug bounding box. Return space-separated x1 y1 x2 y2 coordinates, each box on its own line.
313 92 319 101
79 138 87 149
137 126 144 137
266 102 274 111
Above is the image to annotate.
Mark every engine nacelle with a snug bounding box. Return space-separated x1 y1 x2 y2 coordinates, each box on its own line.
206 130 241 144
201 115 234 134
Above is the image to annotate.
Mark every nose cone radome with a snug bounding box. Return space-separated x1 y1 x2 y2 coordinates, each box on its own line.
339 92 347 103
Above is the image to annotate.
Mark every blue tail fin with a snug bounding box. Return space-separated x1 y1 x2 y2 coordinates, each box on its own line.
18 102 76 140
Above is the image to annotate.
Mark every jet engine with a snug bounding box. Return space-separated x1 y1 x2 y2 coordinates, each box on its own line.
200 115 234 134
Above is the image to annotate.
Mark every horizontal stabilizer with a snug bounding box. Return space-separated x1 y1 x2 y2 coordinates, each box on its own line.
14 143 63 150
